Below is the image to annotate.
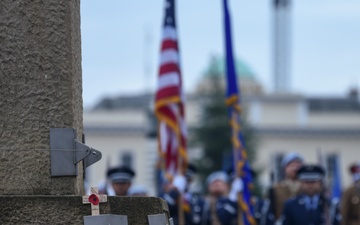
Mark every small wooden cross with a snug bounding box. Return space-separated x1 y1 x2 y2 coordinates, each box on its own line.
82 187 107 216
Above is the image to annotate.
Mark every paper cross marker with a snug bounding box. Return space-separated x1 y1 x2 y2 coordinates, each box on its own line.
83 187 107 216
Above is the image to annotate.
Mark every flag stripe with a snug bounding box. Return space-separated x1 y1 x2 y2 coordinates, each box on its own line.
157 72 180 90
162 26 177 41
159 63 181 75
155 87 180 103
161 39 178 51
160 49 180 65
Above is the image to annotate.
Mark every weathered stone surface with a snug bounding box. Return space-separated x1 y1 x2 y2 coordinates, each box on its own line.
0 196 170 225
0 0 83 195
107 197 170 224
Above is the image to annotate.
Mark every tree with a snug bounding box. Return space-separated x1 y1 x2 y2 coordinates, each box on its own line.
192 79 232 179
191 57 260 195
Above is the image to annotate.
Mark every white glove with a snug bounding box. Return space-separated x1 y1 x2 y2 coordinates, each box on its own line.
228 177 244 202
172 175 187 194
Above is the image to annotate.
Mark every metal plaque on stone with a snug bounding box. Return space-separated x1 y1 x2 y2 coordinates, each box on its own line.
148 213 168 225
50 128 102 176
84 214 128 225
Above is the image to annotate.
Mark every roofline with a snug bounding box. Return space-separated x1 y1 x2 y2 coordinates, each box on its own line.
84 125 360 138
255 128 360 138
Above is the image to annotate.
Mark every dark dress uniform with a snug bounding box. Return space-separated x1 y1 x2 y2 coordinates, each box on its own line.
160 164 202 225
215 197 239 225
281 164 330 225
282 195 327 225
162 189 206 225
216 196 266 225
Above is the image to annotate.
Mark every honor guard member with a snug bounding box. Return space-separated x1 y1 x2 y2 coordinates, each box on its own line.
202 171 243 225
265 152 304 224
340 161 360 225
161 164 205 225
281 164 328 225
170 170 237 225
215 177 244 225
223 167 263 224
100 165 136 196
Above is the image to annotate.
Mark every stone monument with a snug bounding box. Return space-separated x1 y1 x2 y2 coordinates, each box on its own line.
0 1 170 224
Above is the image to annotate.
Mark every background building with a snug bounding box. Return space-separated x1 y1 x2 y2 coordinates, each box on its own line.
84 57 360 195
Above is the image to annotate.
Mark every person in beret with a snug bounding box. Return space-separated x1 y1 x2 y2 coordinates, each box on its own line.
281 164 329 225
99 165 136 196
264 152 304 225
340 161 360 225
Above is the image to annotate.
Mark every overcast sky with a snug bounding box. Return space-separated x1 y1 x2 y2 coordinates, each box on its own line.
81 0 360 108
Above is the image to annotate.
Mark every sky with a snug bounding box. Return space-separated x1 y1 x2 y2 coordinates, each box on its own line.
81 0 360 108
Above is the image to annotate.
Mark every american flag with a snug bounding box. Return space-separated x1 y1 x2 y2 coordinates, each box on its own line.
155 0 187 178
223 0 256 224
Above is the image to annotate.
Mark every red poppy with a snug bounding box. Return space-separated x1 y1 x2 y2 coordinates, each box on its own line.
89 194 99 205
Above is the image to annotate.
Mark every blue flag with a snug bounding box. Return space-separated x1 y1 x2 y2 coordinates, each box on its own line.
223 0 256 224
331 156 341 201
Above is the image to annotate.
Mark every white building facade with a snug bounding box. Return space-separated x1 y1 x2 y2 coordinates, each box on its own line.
84 92 360 195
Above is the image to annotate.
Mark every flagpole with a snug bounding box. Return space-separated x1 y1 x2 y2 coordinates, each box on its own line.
232 112 245 225
177 117 185 225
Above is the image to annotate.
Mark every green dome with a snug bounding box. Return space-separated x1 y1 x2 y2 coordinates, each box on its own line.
203 55 255 80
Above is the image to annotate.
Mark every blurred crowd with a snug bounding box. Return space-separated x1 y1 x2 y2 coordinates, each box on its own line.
94 153 360 225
